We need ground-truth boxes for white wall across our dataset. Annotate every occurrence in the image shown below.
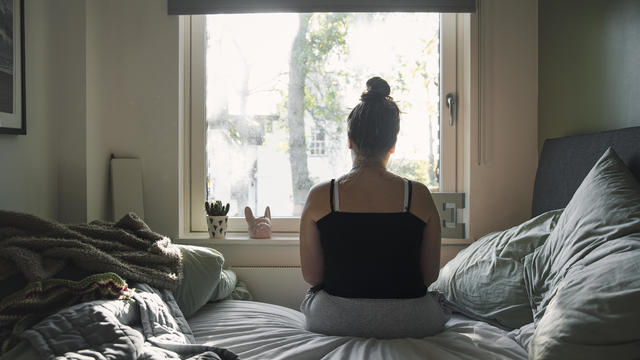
[5,0,182,237]
[53,0,89,223]
[84,0,181,236]
[465,0,539,239]
[0,0,66,220]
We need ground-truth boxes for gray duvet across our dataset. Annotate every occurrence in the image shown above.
[523,148,640,358]
[20,283,236,360]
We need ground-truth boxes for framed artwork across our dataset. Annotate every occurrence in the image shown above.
[0,0,25,135]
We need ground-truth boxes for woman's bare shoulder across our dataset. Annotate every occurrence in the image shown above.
[410,180,432,196]
[409,180,439,223]
[308,180,332,199]
[304,180,333,221]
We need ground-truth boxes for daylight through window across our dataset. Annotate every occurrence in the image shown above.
[204,13,441,218]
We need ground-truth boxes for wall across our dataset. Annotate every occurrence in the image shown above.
[464,0,539,239]
[539,0,640,148]
[84,1,181,237]
[53,1,89,223]
[5,1,182,236]
[2,0,181,239]
[0,0,64,220]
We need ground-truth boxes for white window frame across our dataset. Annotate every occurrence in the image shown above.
[183,13,459,236]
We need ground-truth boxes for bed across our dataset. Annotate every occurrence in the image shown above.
[2,126,640,359]
[183,126,640,360]
[188,301,529,360]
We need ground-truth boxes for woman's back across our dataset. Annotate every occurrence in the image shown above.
[317,172,426,299]
[330,170,406,213]
[306,169,434,222]
[299,77,446,338]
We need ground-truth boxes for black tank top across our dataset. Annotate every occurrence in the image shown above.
[316,178,427,299]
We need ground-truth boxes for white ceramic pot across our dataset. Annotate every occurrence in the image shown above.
[206,215,228,239]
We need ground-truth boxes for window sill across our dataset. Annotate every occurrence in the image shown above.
[177,233,473,267]
[177,233,473,246]
[177,232,300,246]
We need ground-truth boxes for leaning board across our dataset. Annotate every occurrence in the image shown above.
[111,158,145,220]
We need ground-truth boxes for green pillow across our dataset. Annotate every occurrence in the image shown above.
[173,245,237,318]
[429,208,562,329]
[523,147,640,323]
[212,269,238,301]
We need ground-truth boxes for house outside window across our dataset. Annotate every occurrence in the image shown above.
[308,126,327,157]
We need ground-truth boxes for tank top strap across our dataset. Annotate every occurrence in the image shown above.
[330,179,335,212]
[334,179,340,211]
[403,178,413,212]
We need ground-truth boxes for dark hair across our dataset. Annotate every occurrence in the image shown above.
[347,77,400,159]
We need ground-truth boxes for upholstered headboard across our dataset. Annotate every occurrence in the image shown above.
[532,126,640,217]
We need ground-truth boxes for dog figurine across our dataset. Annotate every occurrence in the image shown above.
[245,206,272,239]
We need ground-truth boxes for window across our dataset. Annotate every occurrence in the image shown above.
[308,127,327,157]
[188,13,458,233]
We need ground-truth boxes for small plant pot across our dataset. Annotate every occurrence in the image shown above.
[207,215,228,239]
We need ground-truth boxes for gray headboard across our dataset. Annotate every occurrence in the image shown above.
[532,126,640,217]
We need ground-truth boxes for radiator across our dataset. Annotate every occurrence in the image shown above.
[231,266,308,310]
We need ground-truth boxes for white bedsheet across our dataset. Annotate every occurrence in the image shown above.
[189,300,529,360]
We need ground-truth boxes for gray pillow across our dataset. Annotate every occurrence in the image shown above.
[523,147,640,323]
[173,245,238,318]
[429,208,562,329]
[530,233,640,359]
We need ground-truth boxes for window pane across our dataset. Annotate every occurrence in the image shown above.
[205,13,440,217]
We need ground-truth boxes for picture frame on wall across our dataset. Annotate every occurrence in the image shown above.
[0,0,25,135]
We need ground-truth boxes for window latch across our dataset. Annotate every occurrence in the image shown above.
[446,92,457,126]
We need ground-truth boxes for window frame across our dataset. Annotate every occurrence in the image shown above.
[308,126,327,157]
[184,13,458,235]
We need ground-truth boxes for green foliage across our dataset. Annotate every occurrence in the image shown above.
[305,75,348,130]
[212,13,442,210]
[306,13,350,66]
[414,33,440,89]
[276,13,352,136]
[302,13,353,150]
[388,159,439,190]
[205,200,230,216]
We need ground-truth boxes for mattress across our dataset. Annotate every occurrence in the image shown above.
[189,300,530,360]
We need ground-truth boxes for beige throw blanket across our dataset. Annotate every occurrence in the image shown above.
[0,211,182,290]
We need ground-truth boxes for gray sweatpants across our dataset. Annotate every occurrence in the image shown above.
[300,289,449,338]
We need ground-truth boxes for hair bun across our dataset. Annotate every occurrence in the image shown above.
[361,76,391,102]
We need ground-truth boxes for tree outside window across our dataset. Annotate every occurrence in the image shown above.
[205,13,440,217]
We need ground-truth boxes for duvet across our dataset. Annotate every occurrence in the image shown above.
[14,284,237,360]
[188,300,531,360]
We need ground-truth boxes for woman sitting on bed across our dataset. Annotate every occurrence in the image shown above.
[299,77,448,338]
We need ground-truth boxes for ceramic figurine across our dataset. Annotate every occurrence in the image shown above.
[245,206,272,239]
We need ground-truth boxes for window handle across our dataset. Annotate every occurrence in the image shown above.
[446,92,456,126]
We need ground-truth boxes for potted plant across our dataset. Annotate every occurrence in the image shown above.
[205,200,230,239]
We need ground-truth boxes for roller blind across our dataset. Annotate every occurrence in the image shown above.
[168,0,476,15]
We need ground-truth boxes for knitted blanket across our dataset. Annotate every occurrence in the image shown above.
[0,272,129,354]
[0,211,183,291]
